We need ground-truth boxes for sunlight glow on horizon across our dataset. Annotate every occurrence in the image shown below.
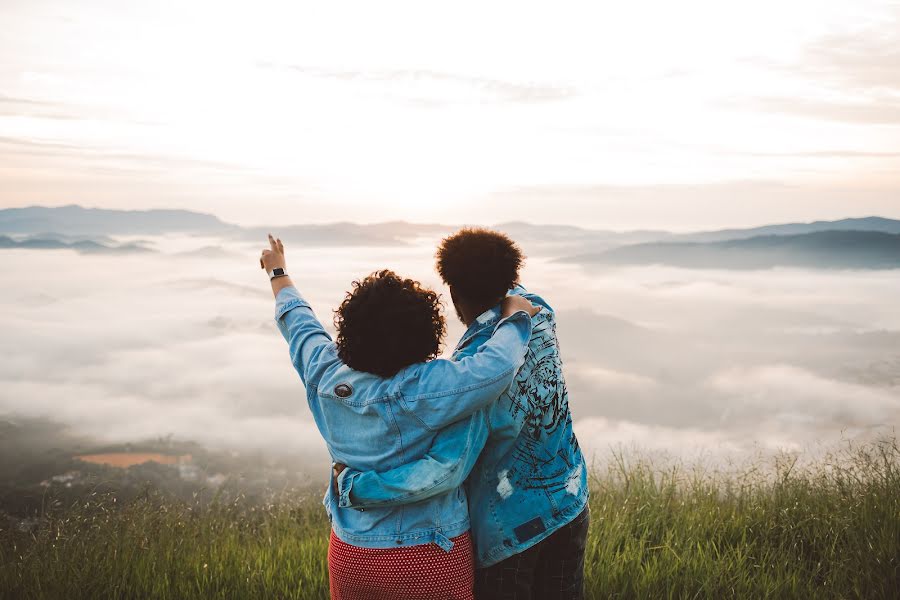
[1,0,899,228]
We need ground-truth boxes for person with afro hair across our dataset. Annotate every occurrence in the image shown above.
[336,228,591,600]
[436,228,525,326]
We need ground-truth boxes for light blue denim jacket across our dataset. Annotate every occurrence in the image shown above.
[336,286,589,567]
[274,285,533,551]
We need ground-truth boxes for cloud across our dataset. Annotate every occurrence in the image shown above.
[2,379,326,460]
[0,134,246,170]
[574,417,745,464]
[0,134,252,182]
[260,62,577,105]
[1,234,898,468]
[736,150,900,159]
[742,8,900,124]
[0,135,81,151]
[745,97,900,125]
[0,94,87,121]
[706,364,900,432]
[798,22,900,93]
[571,363,900,466]
[553,265,900,438]
[0,94,58,108]
[0,248,330,462]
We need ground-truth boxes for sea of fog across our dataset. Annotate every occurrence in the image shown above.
[1,233,898,473]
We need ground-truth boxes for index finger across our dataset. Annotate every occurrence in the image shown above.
[268,233,278,252]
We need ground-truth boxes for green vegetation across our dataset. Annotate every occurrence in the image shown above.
[2,438,898,599]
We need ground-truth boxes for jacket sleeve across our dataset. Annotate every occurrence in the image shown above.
[274,285,334,388]
[335,410,489,508]
[397,310,532,431]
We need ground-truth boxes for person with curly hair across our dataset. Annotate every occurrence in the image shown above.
[260,234,539,600]
[334,228,590,600]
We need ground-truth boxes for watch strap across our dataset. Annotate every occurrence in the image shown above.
[268,267,287,280]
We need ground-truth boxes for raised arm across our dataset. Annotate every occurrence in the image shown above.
[262,235,334,386]
[397,295,538,431]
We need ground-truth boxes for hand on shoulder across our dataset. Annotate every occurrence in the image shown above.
[501,295,539,319]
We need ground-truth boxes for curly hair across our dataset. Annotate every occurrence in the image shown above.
[333,269,446,377]
[436,228,525,309]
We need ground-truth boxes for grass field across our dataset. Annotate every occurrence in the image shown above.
[2,438,898,599]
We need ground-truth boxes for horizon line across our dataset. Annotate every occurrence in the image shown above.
[2,203,899,236]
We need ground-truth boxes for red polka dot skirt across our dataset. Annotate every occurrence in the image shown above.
[328,530,474,600]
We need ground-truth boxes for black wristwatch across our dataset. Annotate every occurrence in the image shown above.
[267,267,287,280]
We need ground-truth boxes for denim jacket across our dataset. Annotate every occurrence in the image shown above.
[274,285,533,551]
[336,286,589,567]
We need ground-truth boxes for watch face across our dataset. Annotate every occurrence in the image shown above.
[273,268,285,276]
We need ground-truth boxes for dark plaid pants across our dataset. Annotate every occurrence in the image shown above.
[475,507,590,600]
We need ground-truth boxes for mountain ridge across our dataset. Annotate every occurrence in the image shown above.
[2,205,899,241]
[560,230,900,270]
[0,234,151,254]
[0,204,233,235]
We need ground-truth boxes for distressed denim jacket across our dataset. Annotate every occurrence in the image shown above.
[274,285,533,551]
[336,286,589,567]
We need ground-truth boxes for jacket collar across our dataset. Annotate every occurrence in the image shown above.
[455,303,503,352]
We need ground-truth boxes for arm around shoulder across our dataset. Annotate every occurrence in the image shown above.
[398,308,534,430]
[337,411,489,508]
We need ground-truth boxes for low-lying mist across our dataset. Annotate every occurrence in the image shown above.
[1,233,898,476]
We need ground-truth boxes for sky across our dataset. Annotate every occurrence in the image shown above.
[1,0,899,229]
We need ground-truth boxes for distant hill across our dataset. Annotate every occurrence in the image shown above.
[0,205,453,246]
[560,231,900,270]
[0,234,151,254]
[17,231,120,245]
[2,206,900,255]
[0,205,233,235]
[673,217,900,243]
[493,221,672,253]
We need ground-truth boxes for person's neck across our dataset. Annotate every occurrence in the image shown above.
[461,297,504,327]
